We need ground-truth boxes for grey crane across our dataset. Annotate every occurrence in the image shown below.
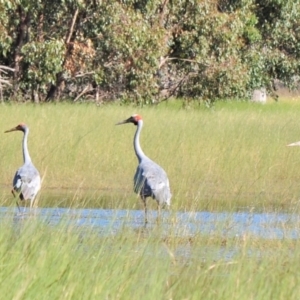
[117,114,171,223]
[5,123,41,212]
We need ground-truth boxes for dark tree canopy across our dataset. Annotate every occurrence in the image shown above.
[0,0,299,104]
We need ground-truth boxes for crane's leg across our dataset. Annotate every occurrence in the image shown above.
[30,198,34,209]
[29,198,37,215]
[155,203,162,224]
[16,201,21,213]
[11,189,21,213]
[142,197,148,224]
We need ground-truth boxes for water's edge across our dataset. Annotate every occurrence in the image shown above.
[1,207,299,239]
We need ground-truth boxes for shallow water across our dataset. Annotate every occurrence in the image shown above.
[1,207,300,239]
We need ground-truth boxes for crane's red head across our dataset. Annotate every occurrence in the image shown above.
[116,114,142,126]
[4,123,27,133]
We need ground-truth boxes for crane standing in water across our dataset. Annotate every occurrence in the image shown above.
[5,123,41,212]
[117,114,171,223]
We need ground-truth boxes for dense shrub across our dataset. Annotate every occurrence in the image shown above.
[0,0,300,103]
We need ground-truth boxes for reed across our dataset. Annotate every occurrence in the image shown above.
[0,212,299,299]
[1,100,300,299]
[1,101,300,213]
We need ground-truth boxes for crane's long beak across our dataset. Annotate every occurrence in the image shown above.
[4,127,18,133]
[116,118,131,125]
[287,141,300,147]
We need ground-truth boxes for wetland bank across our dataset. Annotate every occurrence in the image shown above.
[1,101,300,299]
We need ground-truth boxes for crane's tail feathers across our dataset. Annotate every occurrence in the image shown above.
[19,193,24,201]
[32,166,46,208]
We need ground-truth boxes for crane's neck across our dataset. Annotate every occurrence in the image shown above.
[134,120,146,163]
[22,128,32,164]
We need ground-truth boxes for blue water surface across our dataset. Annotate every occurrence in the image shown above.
[1,207,299,240]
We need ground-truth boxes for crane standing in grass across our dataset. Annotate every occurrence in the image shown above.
[117,114,171,223]
[5,123,41,212]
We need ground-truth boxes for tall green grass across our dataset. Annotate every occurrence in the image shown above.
[1,101,300,299]
[1,101,300,212]
[0,214,300,299]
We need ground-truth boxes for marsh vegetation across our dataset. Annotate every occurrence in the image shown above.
[1,101,300,299]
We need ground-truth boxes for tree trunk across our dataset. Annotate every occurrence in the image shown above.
[45,8,79,101]
[32,85,40,103]
[13,5,30,99]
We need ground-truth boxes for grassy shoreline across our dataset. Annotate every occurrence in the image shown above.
[0,210,300,299]
[1,101,300,213]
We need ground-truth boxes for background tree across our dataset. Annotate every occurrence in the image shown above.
[0,0,300,104]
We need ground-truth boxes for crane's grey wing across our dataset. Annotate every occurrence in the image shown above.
[134,165,146,194]
[13,164,41,200]
[134,160,171,206]
[145,166,171,206]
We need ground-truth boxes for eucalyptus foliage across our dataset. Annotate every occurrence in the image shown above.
[0,0,300,103]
